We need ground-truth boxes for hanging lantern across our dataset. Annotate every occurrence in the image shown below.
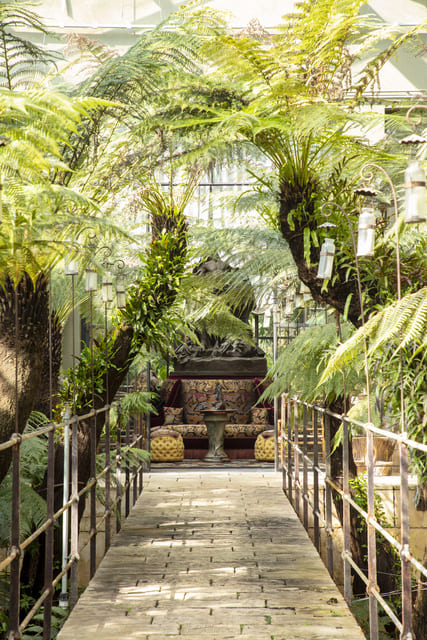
[85,268,97,292]
[102,274,113,303]
[116,274,127,309]
[357,207,376,257]
[317,238,335,279]
[64,254,79,276]
[263,308,271,329]
[404,158,427,223]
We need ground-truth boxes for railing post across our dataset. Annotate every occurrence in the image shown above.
[287,399,293,505]
[342,416,351,606]
[42,427,55,640]
[313,407,320,552]
[324,412,334,578]
[281,394,287,494]
[125,413,130,518]
[399,438,413,640]
[90,412,97,579]
[70,417,79,610]
[146,361,151,472]
[366,427,379,640]
[302,404,308,530]
[132,414,138,506]
[60,411,70,608]
[9,436,21,639]
[105,407,111,553]
[116,407,122,533]
[138,412,144,495]
[293,398,300,517]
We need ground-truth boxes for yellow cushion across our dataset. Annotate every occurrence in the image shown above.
[254,433,275,461]
[151,434,184,462]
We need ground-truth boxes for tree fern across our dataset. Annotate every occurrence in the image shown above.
[0,0,57,90]
[261,321,363,404]
[321,287,427,383]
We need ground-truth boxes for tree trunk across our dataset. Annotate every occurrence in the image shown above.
[33,311,63,419]
[277,179,398,604]
[0,273,48,484]
[278,180,364,328]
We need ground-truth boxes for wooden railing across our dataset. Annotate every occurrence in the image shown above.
[0,400,147,640]
[280,393,427,640]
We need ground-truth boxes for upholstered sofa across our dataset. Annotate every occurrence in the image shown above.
[153,377,272,459]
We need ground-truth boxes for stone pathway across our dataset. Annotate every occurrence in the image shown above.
[58,470,365,640]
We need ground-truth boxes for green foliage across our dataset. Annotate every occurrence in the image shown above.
[0,476,47,547]
[118,391,157,422]
[0,417,49,546]
[0,87,110,282]
[118,177,193,357]
[0,0,56,90]
[21,604,68,639]
[188,224,295,307]
[261,321,363,404]
[322,287,427,382]
[59,337,118,410]
[349,475,399,567]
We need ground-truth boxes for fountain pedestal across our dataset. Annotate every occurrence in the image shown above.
[202,410,230,462]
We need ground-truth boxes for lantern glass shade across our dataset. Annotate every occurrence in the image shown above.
[102,275,113,303]
[317,237,335,279]
[294,292,303,308]
[116,274,126,308]
[117,290,127,309]
[404,159,427,223]
[64,255,79,276]
[85,268,97,292]
[357,207,376,257]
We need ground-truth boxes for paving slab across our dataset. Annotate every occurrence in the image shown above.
[58,470,365,640]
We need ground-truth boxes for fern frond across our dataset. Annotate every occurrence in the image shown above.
[321,288,427,383]
[261,321,362,404]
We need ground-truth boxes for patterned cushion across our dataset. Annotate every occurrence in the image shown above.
[181,379,255,424]
[251,408,269,424]
[164,406,184,425]
[163,424,208,437]
[151,433,184,462]
[254,432,275,461]
[224,423,266,438]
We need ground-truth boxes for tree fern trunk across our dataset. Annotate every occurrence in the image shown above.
[33,311,63,419]
[278,179,363,328]
[0,273,48,483]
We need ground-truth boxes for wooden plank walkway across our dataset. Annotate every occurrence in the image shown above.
[58,470,365,640]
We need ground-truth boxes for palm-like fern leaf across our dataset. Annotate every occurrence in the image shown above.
[321,288,427,383]
[0,0,57,90]
[261,321,362,404]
